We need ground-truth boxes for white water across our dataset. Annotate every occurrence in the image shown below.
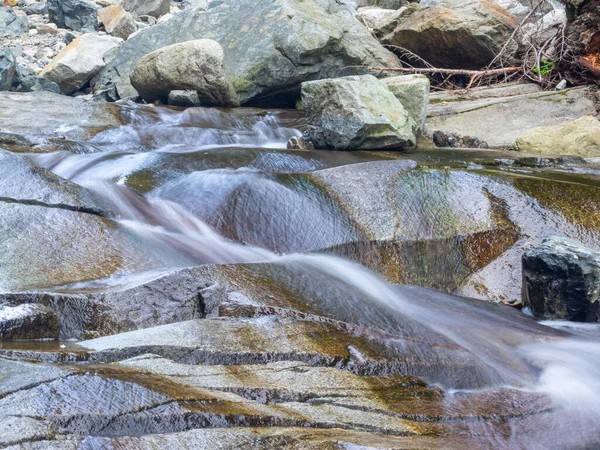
[30,105,600,448]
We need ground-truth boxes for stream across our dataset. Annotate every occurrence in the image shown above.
[2,103,600,449]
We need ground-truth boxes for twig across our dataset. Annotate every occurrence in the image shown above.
[368,66,521,76]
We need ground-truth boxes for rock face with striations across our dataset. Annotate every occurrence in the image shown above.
[47,0,98,32]
[131,40,239,107]
[301,75,416,150]
[522,236,600,322]
[95,0,401,105]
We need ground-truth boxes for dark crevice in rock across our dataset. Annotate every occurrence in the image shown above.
[0,196,104,217]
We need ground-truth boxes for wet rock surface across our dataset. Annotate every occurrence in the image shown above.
[523,236,600,321]
[1,96,600,449]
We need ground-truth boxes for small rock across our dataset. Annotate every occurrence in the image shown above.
[47,0,98,31]
[515,116,600,157]
[522,236,600,322]
[0,5,29,36]
[131,39,239,107]
[3,0,18,6]
[98,5,136,40]
[301,75,416,150]
[287,135,315,150]
[555,79,568,90]
[40,34,121,95]
[122,0,169,18]
[432,130,489,148]
[23,1,47,15]
[64,30,76,44]
[0,48,16,90]
[36,22,58,34]
[14,75,61,93]
[167,89,201,107]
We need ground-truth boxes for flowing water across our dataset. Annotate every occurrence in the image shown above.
[15,103,600,448]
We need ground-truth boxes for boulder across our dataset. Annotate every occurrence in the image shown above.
[382,74,430,133]
[515,116,600,157]
[122,0,169,18]
[0,6,28,36]
[0,304,59,340]
[23,2,48,15]
[522,237,600,322]
[13,75,61,93]
[168,89,201,107]
[95,0,401,105]
[357,6,407,31]
[47,0,98,31]
[40,34,121,95]
[376,0,517,69]
[0,48,16,91]
[301,75,416,150]
[98,5,136,40]
[130,40,239,107]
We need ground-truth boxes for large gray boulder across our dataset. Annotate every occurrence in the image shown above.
[122,0,170,18]
[0,49,16,91]
[522,237,600,322]
[0,6,29,36]
[375,0,517,69]
[94,0,401,105]
[301,75,416,150]
[47,0,98,31]
[40,34,121,95]
[131,40,239,107]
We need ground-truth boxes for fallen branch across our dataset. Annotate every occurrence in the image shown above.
[368,66,521,77]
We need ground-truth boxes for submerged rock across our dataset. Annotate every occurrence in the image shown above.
[131,40,239,107]
[40,34,121,95]
[515,116,600,157]
[301,75,416,150]
[523,237,600,322]
[95,0,401,104]
[47,0,98,32]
